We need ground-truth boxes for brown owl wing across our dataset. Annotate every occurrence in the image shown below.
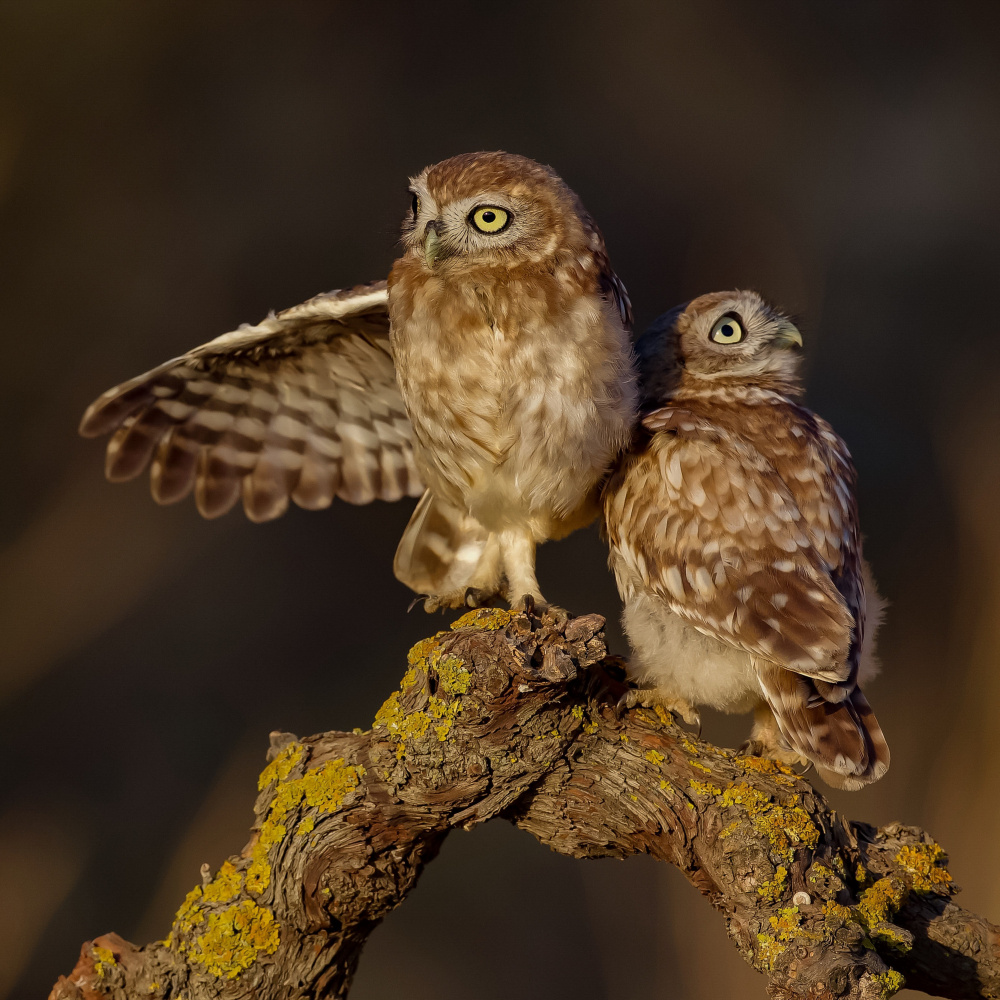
[79,280,424,521]
[605,406,855,683]
[754,661,889,789]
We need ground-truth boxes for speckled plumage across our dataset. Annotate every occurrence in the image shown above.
[80,151,637,609]
[603,291,889,789]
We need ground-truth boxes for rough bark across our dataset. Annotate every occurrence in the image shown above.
[50,608,999,1000]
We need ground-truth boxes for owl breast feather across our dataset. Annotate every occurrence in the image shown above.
[388,270,636,533]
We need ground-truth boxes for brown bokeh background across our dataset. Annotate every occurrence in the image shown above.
[2,2,1000,997]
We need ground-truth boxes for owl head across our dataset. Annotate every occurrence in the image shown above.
[400,151,600,271]
[635,290,803,405]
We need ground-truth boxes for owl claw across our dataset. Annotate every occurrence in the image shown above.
[511,593,550,615]
[415,586,503,613]
[738,738,766,758]
[740,734,810,771]
[407,594,431,613]
[618,685,701,732]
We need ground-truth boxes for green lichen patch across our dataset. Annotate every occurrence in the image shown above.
[717,782,820,863]
[822,877,913,954]
[450,608,514,631]
[895,842,953,895]
[187,899,280,979]
[257,742,303,791]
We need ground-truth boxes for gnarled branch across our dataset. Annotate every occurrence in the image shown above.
[50,608,999,1000]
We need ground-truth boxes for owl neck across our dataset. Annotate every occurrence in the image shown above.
[672,371,804,405]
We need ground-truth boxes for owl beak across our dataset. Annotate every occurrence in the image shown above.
[423,220,444,266]
[773,324,803,350]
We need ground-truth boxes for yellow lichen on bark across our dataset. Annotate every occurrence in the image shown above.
[186,899,279,979]
[257,742,303,791]
[373,631,472,757]
[449,608,514,631]
[202,861,242,904]
[248,757,366,894]
[757,865,788,904]
[166,869,280,980]
[872,969,906,997]
[92,945,116,978]
[895,842,953,894]
[718,782,819,863]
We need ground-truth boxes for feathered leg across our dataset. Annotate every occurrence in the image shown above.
[394,491,504,611]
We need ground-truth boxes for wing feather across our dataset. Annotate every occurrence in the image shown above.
[607,406,855,681]
[80,281,424,520]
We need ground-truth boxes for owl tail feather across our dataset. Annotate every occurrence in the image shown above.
[393,490,504,609]
[755,663,890,790]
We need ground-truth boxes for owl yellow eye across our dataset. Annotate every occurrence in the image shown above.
[710,313,745,345]
[469,206,510,234]
[411,194,420,218]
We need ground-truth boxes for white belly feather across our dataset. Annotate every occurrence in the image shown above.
[622,589,761,714]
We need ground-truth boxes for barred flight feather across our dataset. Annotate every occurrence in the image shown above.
[80,281,424,521]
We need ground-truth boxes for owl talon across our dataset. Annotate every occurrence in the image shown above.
[407,595,431,613]
[513,593,549,615]
[618,686,701,731]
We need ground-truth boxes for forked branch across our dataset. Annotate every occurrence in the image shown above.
[50,609,999,1000]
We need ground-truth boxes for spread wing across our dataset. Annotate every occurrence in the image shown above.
[604,406,855,683]
[79,281,424,521]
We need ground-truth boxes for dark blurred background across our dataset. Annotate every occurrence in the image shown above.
[2,2,999,997]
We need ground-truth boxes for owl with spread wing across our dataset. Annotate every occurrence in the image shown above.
[80,151,637,611]
[603,291,889,789]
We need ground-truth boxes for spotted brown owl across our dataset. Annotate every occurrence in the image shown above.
[603,291,889,789]
[80,151,637,610]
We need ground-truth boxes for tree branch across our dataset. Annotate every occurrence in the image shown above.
[49,608,999,1000]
